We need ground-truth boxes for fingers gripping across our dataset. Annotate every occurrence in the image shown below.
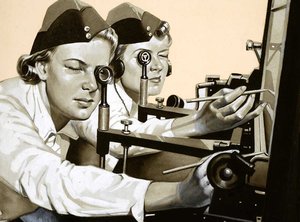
[212,88,233,97]
[224,93,255,122]
[213,86,246,109]
[218,95,247,116]
[230,102,267,128]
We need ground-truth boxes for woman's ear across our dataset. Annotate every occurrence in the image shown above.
[35,61,48,81]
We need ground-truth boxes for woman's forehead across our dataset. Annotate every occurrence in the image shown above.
[125,35,171,53]
[53,40,112,64]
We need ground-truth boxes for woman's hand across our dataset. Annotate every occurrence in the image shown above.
[176,153,214,208]
[144,151,237,212]
[176,150,236,208]
[171,86,267,137]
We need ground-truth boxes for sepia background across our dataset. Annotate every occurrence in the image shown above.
[0,0,268,100]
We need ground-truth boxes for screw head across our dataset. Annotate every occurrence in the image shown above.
[121,119,133,126]
[155,97,164,103]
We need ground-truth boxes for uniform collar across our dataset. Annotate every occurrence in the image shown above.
[32,81,57,142]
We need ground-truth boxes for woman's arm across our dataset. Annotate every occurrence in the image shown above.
[73,86,266,147]
[144,151,218,212]
[0,95,150,222]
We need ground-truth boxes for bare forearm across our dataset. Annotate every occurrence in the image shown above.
[170,115,205,138]
[144,182,181,212]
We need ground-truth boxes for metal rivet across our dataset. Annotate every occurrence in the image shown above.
[146,26,151,31]
[84,26,90,32]
[86,33,91,39]
[148,32,152,37]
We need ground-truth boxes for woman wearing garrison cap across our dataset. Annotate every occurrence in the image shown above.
[71,3,266,162]
[0,0,228,221]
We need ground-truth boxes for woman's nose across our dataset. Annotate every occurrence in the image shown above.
[149,56,163,72]
[82,71,98,92]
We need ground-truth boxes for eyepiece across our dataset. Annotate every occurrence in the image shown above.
[137,50,151,66]
[166,94,184,108]
[94,65,113,85]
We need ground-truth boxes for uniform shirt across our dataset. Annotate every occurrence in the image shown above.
[0,77,150,222]
[72,82,175,159]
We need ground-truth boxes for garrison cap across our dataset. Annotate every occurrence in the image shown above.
[106,2,169,44]
[30,0,109,54]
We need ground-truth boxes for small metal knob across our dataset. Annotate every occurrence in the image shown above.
[220,167,233,180]
[155,97,164,108]
[246,39,262,50]
[121,119,133,134]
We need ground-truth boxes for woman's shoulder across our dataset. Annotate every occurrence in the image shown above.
[0,77,27,94]
[0,77,38,113]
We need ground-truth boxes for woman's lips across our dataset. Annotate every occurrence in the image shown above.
[74,98,94,107]
[149,76,161,83]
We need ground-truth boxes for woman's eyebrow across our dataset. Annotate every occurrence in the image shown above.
[158,49,169,53]
[131,48,151,56]
[64,58,87,66]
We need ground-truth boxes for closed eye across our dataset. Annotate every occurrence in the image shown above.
[158,50,169,58]
[64,65,84,74]
[159,54,169,58]
[64,59,86,73]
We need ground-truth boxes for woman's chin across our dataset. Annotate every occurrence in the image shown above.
[72,109,93,120]
[149,88,162,97]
